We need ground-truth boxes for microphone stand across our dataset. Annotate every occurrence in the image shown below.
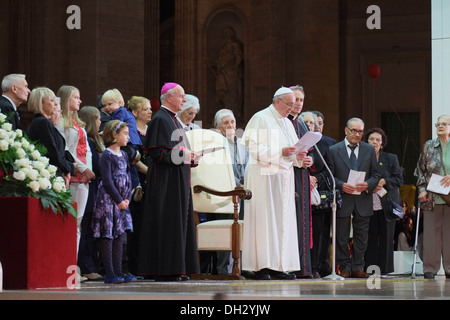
[294,116,343,280]
[313,144,344,281]
[411,203,421,279]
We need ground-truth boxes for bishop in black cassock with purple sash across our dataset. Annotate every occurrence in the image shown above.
[137,83,199,281]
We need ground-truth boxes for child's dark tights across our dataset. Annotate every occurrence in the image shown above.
[101,233,124,279]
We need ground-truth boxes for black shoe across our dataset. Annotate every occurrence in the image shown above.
[424,272,435,279]
[254,269,271,280]
[241,270,254,277]
[294,271,314,279]
[124,273,144,281]
[154,275,182,282]
[270,270,296,280]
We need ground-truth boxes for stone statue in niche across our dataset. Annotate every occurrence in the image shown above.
[214,26,244,119]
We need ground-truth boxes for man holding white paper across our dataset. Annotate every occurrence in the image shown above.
[241,87,308,280]
[328,117,380,278]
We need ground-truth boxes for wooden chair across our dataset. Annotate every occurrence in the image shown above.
[184,129,252,280]
[193,185,251,280]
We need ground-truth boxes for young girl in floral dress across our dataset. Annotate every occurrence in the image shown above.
[92,120,135,284]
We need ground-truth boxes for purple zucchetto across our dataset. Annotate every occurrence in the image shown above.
[161,82,180,95]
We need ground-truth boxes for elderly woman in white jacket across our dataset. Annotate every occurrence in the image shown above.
[56,85,95,255]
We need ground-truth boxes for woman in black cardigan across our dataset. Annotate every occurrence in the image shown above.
[26,87,75,187]
[363,127,404,275]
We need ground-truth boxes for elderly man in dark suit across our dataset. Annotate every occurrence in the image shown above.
[0,74,30,130]
[328,117,380,278]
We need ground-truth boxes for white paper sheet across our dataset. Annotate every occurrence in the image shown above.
[293,131,322,154]
[347,170,366,195]
[377,187,387,198]
[426,173,450,195]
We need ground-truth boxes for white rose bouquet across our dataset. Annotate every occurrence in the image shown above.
[0,112,77,218]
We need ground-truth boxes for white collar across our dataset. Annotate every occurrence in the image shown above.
[345,137,358,148]
[161,105,178,117]
[269,104,284,119]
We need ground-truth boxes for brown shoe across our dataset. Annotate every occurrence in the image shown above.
[340,271,350,278]
[351,270,369,278]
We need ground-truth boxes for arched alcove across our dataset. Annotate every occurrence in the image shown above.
[202,7,247,127]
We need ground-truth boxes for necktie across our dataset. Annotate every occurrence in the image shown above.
[349,145,358,170]
[14,110,22,130]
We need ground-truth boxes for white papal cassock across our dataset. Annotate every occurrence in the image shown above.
[241,104,301,272]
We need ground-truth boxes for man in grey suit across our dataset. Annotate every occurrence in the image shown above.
[328,117,380,278]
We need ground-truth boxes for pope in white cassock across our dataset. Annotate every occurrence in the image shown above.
[241,87,307,280]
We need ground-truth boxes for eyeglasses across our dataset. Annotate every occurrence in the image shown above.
[435,122,450,127]
[347,127,364,135]
[279,99,295,108]
[368,137,382,142]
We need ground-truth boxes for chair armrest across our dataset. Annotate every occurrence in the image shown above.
[193,185,252,201]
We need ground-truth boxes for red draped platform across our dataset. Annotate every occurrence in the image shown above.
[0,197,77,289]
